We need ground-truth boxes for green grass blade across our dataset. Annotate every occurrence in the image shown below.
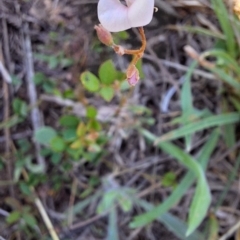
[168,25,225,39]
[214,154,240,210]
[130,130,219,230]
[222,100,236,149]
[69,191,102,218]
[181,62,196,114]
[181,61,197,151]
[135,199,204,240]
[202,49,240,76]
[155,113,240,143]
[222,123,235,149]
[230,97,240,112]
[211,0,236,57]
[107,208,119,240]
[158,142,211,236]
[186,175,211,235]
[209,67,240,90]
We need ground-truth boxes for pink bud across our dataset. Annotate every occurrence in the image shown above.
[94,24,114,46]
[126,65,139,86]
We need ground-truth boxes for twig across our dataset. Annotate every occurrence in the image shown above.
[67,177,78,226]
[22,169,60,240]
[0,19,14,196]
[41,94,118,122]
[69,213,106,230]
[0,208,9,217]
[0,130,32,143]
[23,23,46,171]
[0,60,12,83]
[219,220,240,240]
[143,54,216,80]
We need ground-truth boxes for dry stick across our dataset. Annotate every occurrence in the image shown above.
[21,169,60,240]
[0,18,14,196]
[0,60,12,83]
[67,177,78,227]
[219,220,240,240]
[143,54,216,80]
[23,23,46,171]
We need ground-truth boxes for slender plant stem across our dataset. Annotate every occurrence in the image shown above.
[113,27,146,56]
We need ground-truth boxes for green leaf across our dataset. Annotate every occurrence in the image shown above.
[62,128,77,141]
[202,49,240,75]
[99,60,117,85]
[97,190,118,214]
[186,174,211,235]
[80,71,100,92]
[131,129,219,235]
[59,115,79,128]
[87,106,97,119]
[50,136,66,152]
[34,127,57,146]
[88,119,102,131]
[135,199,203,240]
[155,113,240,143]
[118,195,133,212]
[12,98,28,117]
[181,61,197,151]
[158,142,211,236]
[23,213,37,228]
[181,62,195,114]
[70,191,102,218]
[50,152,62,164]
[162,172,176,187]
[100,86,114,102]
[33,72,48,85]
[19,182,31,195]
[7,211,21,224]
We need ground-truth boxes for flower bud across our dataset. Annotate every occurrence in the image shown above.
[94,24,114,46]
[126,64,139,86]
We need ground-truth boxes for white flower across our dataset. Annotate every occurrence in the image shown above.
[97,0,154,32]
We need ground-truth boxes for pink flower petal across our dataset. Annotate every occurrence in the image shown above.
[98,0,154,32]
[125,0,135,6]
[128,0,154,28]
[98,0,131,32]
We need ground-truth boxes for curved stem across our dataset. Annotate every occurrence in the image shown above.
[113,27,146,56]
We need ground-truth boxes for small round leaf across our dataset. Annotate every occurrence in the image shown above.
[99,60,117,85]
[34,127,57,146]
[100,86,114,102]
[80,71,100,92]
